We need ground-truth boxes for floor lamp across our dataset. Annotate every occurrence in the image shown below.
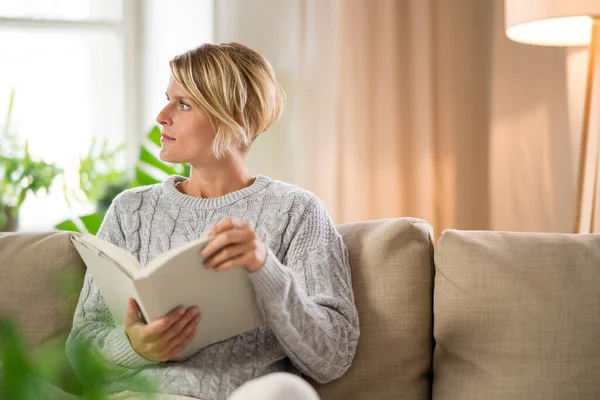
[504,1,600,233]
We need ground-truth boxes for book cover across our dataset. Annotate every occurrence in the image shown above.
[70,233,265,361]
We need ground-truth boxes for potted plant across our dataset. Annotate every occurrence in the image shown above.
[0,90,63,231]
[55,125,190,235]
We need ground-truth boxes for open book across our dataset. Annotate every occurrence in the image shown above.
[69,233,265,361]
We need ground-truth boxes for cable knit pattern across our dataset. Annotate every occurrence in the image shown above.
[65,175,360,400]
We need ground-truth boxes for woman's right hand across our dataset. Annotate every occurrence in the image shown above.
[124,298,201,362]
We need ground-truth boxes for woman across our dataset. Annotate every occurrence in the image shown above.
[66,42,360,400]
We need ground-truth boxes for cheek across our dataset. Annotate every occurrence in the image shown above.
[192,119,217,142]
[176,121,216,154]
[174,112,216,147]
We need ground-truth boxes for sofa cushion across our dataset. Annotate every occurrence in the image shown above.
[433,230,600,400]
[0,231,85,347]
[313,218,435,400]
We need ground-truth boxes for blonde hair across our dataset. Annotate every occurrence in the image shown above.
[169,42,285,158]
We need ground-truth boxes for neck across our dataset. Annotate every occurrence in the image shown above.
[180,155,253,199]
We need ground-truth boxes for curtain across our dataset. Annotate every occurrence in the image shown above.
[215,0,576,234]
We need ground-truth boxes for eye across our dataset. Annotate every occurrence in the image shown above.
[179,102,191,111]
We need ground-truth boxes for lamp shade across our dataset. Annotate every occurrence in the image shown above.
[505,0,600,46]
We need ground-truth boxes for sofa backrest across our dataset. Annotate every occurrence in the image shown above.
[0,231,85,347]
[313,217,434,400]
[433,229,600,400]
[0,218,436,400]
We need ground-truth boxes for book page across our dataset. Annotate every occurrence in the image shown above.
[74,234,140,275]
[142,236,212,276]
[133,240,265,361]
[70,235,142,324]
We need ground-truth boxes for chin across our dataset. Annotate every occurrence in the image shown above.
[158,151,180,164]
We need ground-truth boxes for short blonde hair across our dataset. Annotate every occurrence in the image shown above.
[169,42,285,158]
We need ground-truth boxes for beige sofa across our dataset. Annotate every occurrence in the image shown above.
[1,218,599,399]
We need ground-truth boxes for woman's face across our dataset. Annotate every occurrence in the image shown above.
[156,76,216,165]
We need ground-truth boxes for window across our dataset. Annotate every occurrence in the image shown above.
[0,0,137,231]
[1,0,215,231]
[0,0,123,21]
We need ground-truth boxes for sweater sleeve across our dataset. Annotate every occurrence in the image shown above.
[247,196,360,383]
[65,197,157,373]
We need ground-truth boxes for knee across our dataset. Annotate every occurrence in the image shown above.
[229,372,320,400]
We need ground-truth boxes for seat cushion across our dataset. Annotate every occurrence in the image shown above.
[0,231,85,347]
[433,230,600,400]
[313,218,435,400]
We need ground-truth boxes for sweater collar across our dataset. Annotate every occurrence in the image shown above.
[162,175,270,210]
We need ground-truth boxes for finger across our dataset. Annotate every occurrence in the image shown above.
[125,298,141,327]
[201,229,253,259]
[203,242,255,269]
[205,217,248,237]
[163,323,198,361]
[145,306,186,338]
[160,317,198,361]
[163,329,196,362]
[164,314,199,353]
[212,252,251,272]
[161,307,200,342]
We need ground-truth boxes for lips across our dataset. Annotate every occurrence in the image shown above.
[161,133,176,141]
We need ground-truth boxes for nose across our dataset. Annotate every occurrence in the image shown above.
[156,105,172,127]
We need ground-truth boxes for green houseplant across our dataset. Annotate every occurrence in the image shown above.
[55,125,190,235]
[0,90,63,231]
[0,270,156,399]
[0,125,178,399]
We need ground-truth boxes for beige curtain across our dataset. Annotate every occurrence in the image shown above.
[216,0,577,235]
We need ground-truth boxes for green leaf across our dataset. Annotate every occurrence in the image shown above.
[16,190,28,209]
[54,219,81,233]
[147,125,162,147]
[139,147,178,176]
[2,89,15,138]
[79,213,103,235]
[0,94,63,211]
[69,343,106,400]
[0,317,38,400]
[134,167,161,186]
[30,336,68,387]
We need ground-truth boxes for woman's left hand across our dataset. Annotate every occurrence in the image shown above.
[201,217,268,273]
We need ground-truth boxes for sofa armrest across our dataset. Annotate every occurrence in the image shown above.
[0,231,86,348]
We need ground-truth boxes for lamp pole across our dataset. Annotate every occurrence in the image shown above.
[575,18,600,233]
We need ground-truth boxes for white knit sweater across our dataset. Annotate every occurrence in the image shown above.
[66,175,359,400]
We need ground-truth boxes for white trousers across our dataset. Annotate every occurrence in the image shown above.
[228,373,321,400]
[38,372,321,400]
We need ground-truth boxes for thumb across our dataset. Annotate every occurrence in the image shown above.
[125,298,142,326]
